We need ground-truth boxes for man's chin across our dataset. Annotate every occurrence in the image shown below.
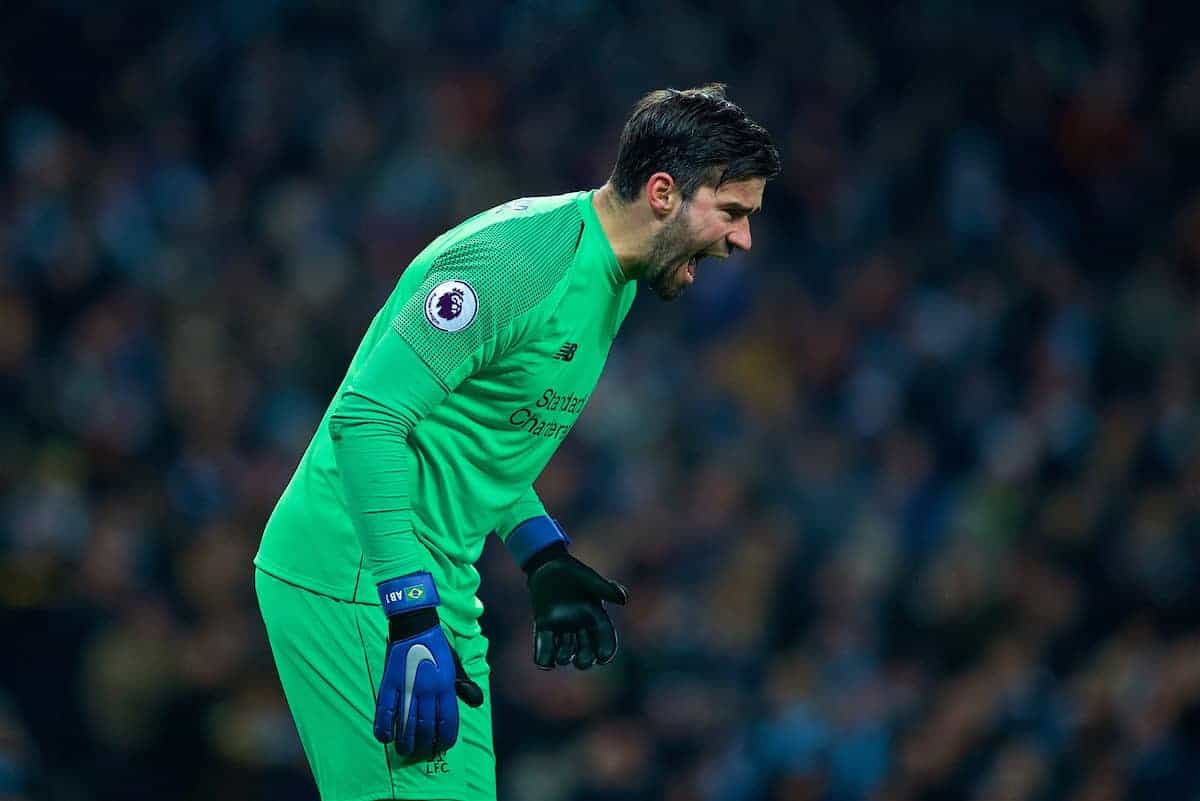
[646,264,688,301]
[648,277,686,301]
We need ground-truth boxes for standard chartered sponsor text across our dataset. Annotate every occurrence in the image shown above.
[508,388,590,439]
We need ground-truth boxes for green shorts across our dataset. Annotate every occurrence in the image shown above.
[255,568,496,801]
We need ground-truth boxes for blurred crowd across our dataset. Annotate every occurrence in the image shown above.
[3,1,1200,800]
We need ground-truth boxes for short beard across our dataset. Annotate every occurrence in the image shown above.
[643,204,696,301]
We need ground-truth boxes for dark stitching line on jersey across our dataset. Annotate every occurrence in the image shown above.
[573,221,584,254]
[354,611,396,795]
[352,553,364,600]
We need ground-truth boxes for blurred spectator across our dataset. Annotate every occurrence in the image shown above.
[2,1,1200,800]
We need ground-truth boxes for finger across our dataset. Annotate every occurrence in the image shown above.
[456,676,485,707]
[451,645,468,677]
[374,685,399,744]
[555,631,577,666]
[412,696,436,760]
[436,695,446,757]
[451,646,483,707]
[455,675,484,708]
[606,579,630,605]
[574,627,595,670]
[395,690,418,756]
[576,566,629,605]
[534,627,556,669]
[593,614,619,665]
[436,690,461,752]
[451,647,485,707]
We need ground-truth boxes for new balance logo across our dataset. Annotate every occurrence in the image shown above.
[554,343,578,361]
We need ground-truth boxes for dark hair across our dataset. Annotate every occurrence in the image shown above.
[609,83,781,202]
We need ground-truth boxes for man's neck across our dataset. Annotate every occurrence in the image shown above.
[591,183,647,282]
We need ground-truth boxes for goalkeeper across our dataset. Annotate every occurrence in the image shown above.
[254,84,779,801]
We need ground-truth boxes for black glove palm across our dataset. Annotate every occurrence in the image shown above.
[524,544,629,670]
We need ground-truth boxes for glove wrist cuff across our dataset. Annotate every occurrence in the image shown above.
[507,516,571,569]
[387,607,440,641]
[378,571,440,616]
[523,542,569,577]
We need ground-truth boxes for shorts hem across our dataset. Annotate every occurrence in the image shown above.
[324,790,473,801]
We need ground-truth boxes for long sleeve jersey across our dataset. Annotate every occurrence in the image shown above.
[254,190,637,634]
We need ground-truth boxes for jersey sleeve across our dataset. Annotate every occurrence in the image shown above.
[328,332,449,582]
[330,236,558,587]
[494,485,550,542]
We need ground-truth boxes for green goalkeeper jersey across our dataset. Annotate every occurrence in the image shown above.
[254,190,636,634]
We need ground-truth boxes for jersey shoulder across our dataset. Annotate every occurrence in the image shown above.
[424,192,586,305]
[390,193,586,372]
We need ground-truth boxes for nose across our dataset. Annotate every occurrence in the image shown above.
[727,217,752,253]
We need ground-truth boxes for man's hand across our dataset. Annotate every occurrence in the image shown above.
[374,573,484,758]
[524,544,629,670]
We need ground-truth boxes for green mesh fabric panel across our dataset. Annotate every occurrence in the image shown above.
[393,203,583,383]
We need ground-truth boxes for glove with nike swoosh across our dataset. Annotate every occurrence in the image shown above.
[374,572,484,758]
[506,516,629,670]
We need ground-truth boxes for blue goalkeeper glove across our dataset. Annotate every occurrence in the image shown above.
[374,572,484,758]
[507,517,629,670]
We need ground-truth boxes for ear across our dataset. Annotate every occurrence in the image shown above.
[644,172,677,218]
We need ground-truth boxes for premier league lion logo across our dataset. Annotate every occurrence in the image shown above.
[436,288,464,320]
[424,280,478,332]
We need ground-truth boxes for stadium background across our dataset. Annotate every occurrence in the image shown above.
[3,1,1200,799]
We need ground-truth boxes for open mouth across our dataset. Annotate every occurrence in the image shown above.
[685,254,703,281]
